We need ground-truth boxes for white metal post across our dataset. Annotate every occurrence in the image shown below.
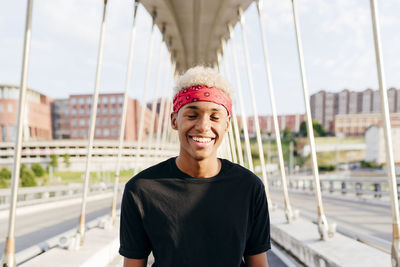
[161,61,176,149]
[369,0,400,265]
[221,38,243,166]
[228,24,254,172]
[290,0,329,239]
[155,47,172,157]
[147,24,166,153]
[256,0,292,218]
[111,0,139,225]
[2,1,33,266]
[217,51,235,162]
[77,0,109,245]
[238,7,269,195]
[133,9,157,174]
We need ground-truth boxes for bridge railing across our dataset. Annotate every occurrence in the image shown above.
[269,174,396,199]
[0,183,122,210]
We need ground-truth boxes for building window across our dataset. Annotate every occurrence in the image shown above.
[118,107,122,114]
[103,118,109,125]
[8,103,13,112]
[96,128,101,136]
[80,108,85,115]
[104,129,110,136]
[111,118,117,125]
[80,129,86,138]
[97,108,100,115]
[118,96,123,104]
[71,109,77,115]
[1,125,7,141]
[80,119,85,126]
[73,130,78,137]
[111,96,116,104]
[0,104,3,112]
[111,107,116,114]
[72,119,77,126]
[103,107,108,114]
[71,98,77,105]
[87,97,92,104]
[102,97,108,104]
[96,118,101,125]
[112,128,117,136]
[79,98,85,105]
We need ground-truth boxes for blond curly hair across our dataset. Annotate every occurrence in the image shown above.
[173,66,234,99]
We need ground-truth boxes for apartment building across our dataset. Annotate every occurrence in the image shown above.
[240,114,305,136]
[54,93,154,141]
[0,84,52,141]
[311,87,399,135]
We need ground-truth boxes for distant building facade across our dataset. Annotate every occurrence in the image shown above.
[334,113,400,137]
[239,114,306,136]
[52,93,155,141]
[0,84,52,141]
[311,88,400,135]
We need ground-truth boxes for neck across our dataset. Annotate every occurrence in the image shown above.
[175,155,221,178]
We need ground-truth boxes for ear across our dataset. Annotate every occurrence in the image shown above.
[171,112,178,130]
[225,115,231,132]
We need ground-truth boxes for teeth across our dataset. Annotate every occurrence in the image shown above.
[192,136,212,143]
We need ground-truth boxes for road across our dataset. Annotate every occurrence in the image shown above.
[269,188,392,243]
[0,195,119,254]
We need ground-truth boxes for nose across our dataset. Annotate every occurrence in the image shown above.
[195,115,211,132]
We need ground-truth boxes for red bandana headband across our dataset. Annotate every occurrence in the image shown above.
[173,85,232,115]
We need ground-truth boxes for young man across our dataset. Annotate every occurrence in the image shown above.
[119,66,270,267]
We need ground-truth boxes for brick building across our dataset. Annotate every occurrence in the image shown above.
[0,84,52,141]
[52,93,155,141]
[334,113,400,137]
[238,114,305,136]
[311,87,400,135]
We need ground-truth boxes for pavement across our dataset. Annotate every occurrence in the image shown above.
[269,208,391,267]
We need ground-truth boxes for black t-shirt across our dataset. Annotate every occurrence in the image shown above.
[119,157,270,267]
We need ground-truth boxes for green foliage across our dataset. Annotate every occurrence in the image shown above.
[0,178,7,188]
[282,126,292,141]
[31,163,45,177]
[360,160,382,169]
[318,164,336,172]
[49,154,58,168]
[20,164,37,187]
[299,120,326,137]
[62,154,71,168]
[0,167,12,180]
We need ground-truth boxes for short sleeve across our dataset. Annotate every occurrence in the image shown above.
[119,184,152,259]
[244,183,271,256]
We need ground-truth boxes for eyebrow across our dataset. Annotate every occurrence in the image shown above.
[184,105,221,112]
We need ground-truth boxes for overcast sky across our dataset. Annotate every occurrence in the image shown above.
[1,0,399,115]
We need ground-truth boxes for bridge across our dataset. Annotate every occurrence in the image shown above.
[1,0,399,266]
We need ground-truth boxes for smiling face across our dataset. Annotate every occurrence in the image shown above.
[171,101,231,162]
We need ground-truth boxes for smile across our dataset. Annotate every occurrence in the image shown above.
[190,136,214,143]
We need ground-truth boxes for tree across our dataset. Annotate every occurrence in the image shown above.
[299,120,326,137]
[20,164,37,187]
[49,154,58,168]
[0,168,11,188]
[31,163,45,177]
[62,153,71,168]
[0,168,11,180]
[282,126,292,141]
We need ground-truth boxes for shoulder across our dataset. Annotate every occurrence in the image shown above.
[125,157,175,190]
[221,159,265,188]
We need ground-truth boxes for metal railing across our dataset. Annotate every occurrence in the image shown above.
[0,184,120,210]
[269,174,396,199]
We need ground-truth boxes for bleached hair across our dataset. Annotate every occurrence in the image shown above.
[173,66,234,99]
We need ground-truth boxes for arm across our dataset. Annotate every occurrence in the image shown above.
[123,257,148,267]
[245,252,269,267]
